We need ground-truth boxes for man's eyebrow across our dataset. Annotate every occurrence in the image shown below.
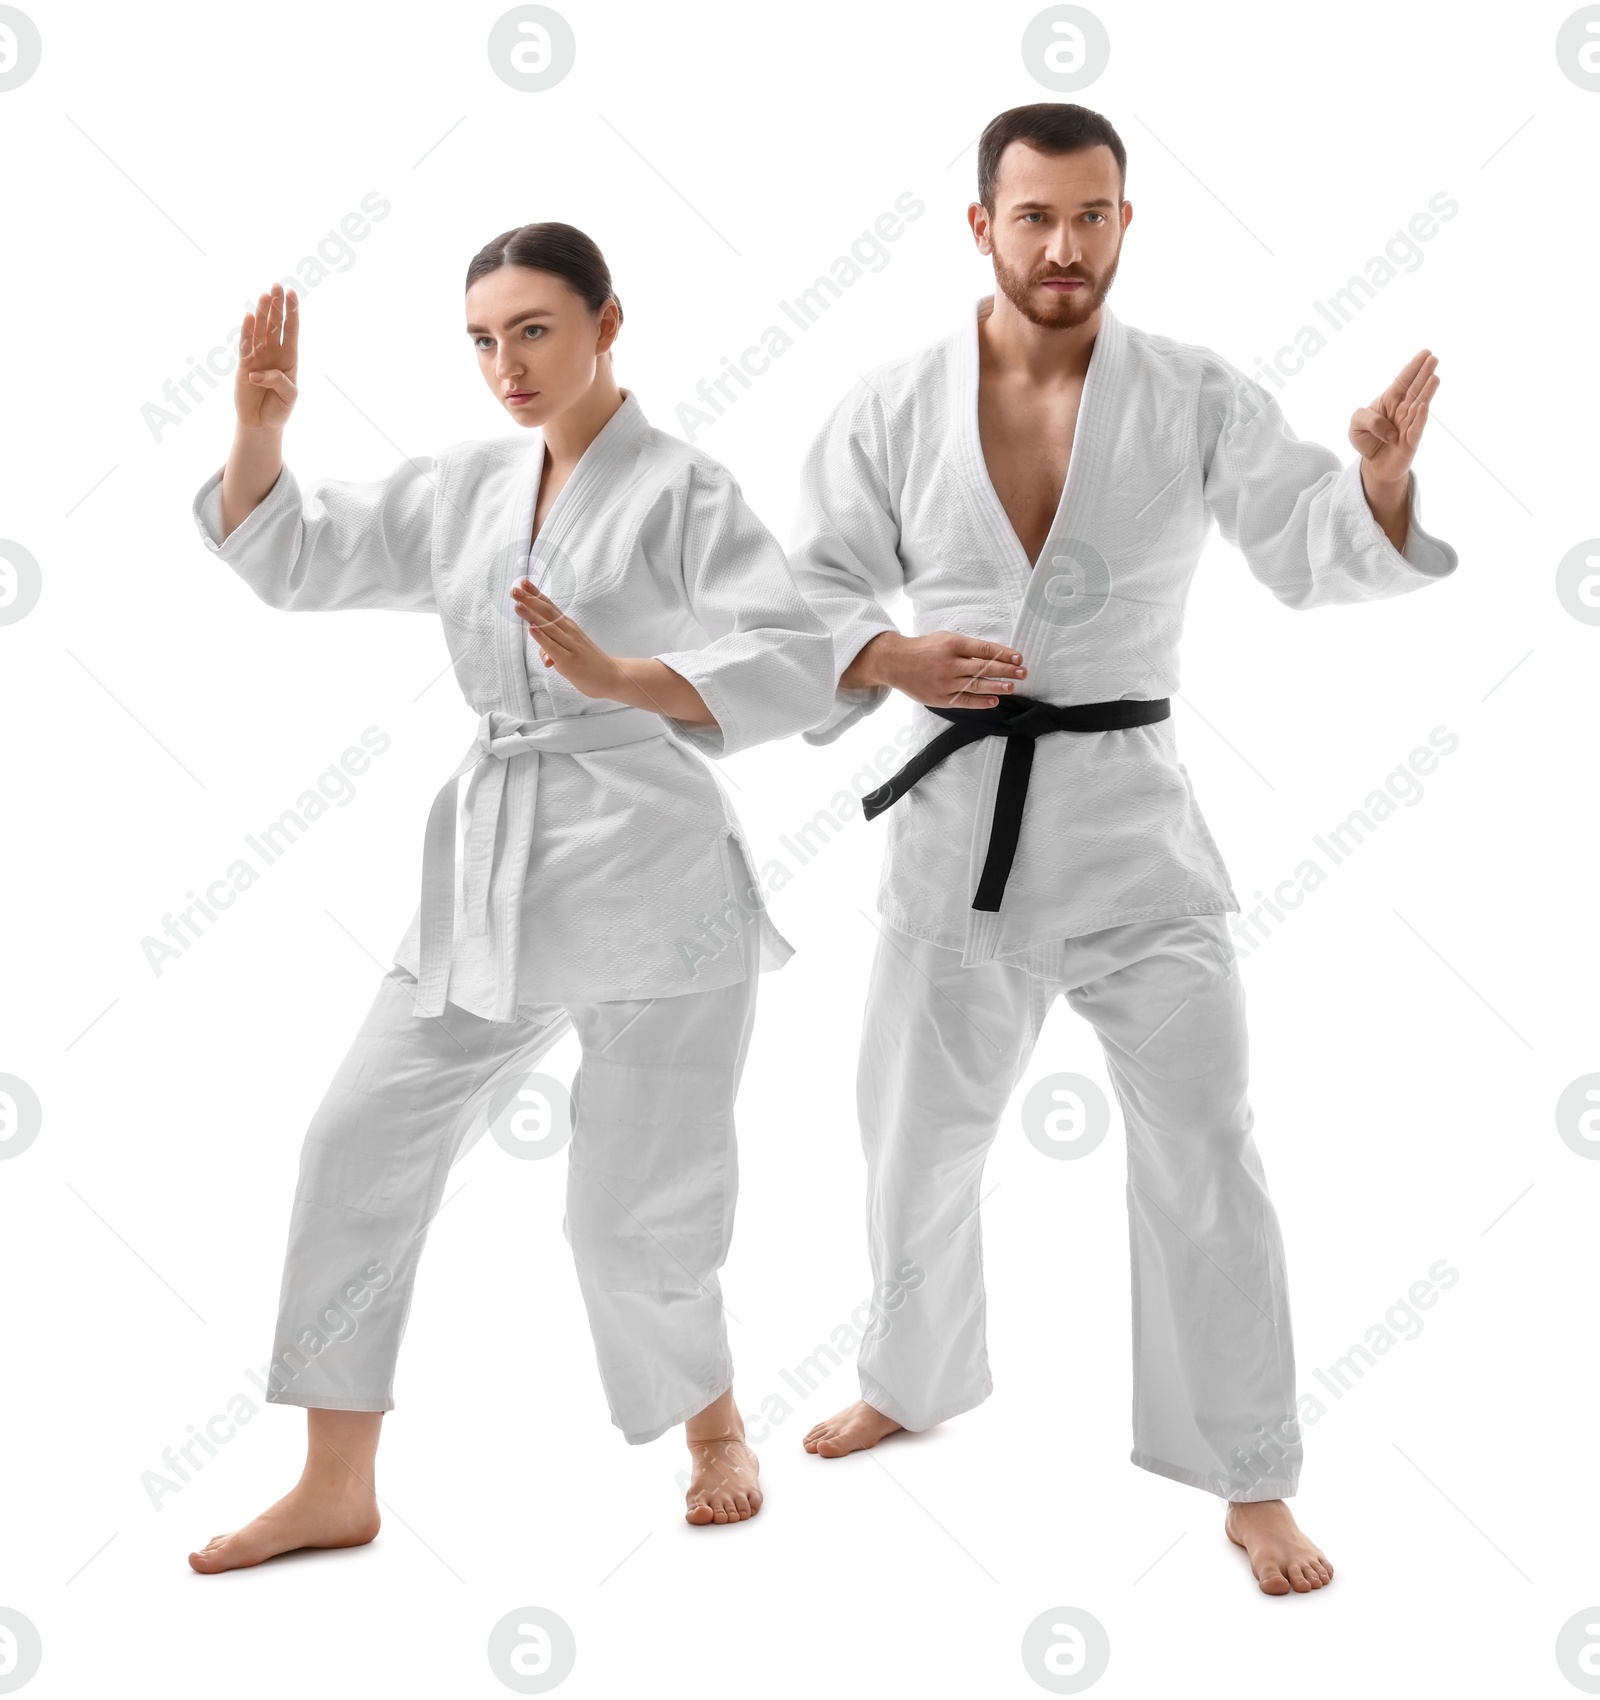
[1010,196,1118,211]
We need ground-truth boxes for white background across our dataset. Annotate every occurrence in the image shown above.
[1,0,1595,1694]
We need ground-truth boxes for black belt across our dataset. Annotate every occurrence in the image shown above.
[863,694,1172,912]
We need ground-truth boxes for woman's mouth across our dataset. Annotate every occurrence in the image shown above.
[505,390,536,405]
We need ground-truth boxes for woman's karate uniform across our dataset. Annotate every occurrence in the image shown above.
[191,390,834,1442]
[789,299,1458,1498]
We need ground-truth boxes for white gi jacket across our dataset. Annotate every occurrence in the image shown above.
[791,298,1459,964]
[192,389,835,1017]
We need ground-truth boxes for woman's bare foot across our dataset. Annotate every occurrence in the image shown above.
[684,1386,762,1525]
[1224,1499,1333,1595]
[802,1400,903,1457]
[188,1480,380,1573]
[188,1408,383,1574]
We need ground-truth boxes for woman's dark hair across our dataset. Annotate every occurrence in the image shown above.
[977,103,1127,210]
[464,221,623,330]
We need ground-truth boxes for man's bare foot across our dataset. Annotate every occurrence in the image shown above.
[1224,1499,1333,1595]
[684,1386,762,1526]
[803,1400,903,1457]
[188,1480,380,1573]
[188,1407,383,1574]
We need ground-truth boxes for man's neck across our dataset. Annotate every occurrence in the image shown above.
[977,290,1099,386]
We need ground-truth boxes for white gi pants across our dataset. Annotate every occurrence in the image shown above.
[855,912,1300,1502]
[264,909,760,1445]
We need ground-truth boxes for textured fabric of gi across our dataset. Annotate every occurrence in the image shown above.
[191,388,835,1016]
[790,298,1460,963]
[263,901,761,1442]
[854,911,1298,1501]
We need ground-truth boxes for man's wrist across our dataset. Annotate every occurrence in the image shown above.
[1359,461,1412,505]
[1359,463,1413,551]
[843,630,899,692]
[232,425,285,448]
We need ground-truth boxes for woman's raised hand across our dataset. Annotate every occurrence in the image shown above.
[235,283,300,431]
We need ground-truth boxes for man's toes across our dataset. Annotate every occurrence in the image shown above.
[1257,1565,1290,1595]
[686,1501,714,1525]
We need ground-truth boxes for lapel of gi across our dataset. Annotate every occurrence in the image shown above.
[481,391,651,1015]
[950,298,1126,963]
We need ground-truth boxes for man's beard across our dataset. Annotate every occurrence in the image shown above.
[991,243,1120,329]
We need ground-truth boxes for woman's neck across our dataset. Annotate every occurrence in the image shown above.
[542,368,626,469]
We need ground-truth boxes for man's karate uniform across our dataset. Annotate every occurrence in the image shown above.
[790,299,1457,1498]
[192,390,833,1441]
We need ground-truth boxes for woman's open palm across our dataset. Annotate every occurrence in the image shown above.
[235,283,300,430]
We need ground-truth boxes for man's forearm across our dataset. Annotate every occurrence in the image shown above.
[1360,462,1412,554]
[841,631,899,692]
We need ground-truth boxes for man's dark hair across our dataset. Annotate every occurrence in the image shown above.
[976,103,1127,210]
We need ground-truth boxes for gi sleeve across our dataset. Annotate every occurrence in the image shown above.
[786,379,907,746]
[190,454,439,614]
[1200,356,1458,609]
[650,463,837,761]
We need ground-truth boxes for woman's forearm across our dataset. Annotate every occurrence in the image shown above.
[615,658,717,727]
[220,427,286,542]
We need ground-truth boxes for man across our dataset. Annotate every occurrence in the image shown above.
[788,102,1456,1596]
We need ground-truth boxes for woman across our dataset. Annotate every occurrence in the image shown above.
[186,224,834,1570]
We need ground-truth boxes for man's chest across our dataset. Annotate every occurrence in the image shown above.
[975,377,1085,567]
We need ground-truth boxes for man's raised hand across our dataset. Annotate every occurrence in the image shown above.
[1349,349,1439,487]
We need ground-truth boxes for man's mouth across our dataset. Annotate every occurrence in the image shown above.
[1041,278,1086,292]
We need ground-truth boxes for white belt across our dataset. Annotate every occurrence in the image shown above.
[414,707,667,1017]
